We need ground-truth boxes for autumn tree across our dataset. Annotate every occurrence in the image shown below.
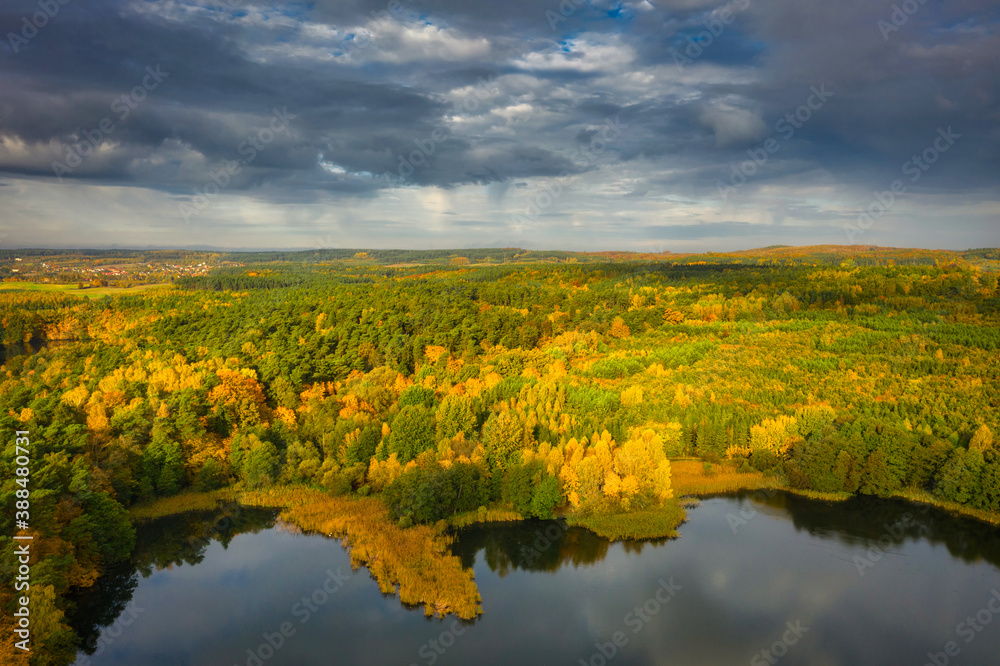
[970,425,994,453]
[609,316,631,339]
[209,369,268,430]
[482,410,525,472]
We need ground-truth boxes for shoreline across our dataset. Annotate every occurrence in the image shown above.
[126,477,1000,620]
[132,486,483,619]
[129,471,1000,537]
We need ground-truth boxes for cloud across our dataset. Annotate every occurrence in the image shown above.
[699,98,767,147]
[0,0,996,250]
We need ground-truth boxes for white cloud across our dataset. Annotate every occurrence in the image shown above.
[512,36,636,73]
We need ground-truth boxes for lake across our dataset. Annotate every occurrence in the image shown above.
[69,493,1000,665]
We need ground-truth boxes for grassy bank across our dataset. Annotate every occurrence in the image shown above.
[889,489,1000,526]
[783,488,853,502]
[567,500,687,540]
[129,488,239,521]
[670,459,782,496]
[447,507,524,529]
[669,458,1000,524]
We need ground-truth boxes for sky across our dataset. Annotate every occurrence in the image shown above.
[0,0,998,252]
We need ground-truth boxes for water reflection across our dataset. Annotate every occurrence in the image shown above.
[770,492,1000,570]
[453,494,1000,577]
[67,494,1000,666]
[452,520,669,576]
[66,505,279,661]
[130,505,279,575]
[66,564,139,659]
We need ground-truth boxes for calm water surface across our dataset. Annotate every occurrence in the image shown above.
[69,494,1000,665]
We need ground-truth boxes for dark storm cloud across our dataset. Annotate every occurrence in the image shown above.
[0,0,997,249]
[724,0,1000,185]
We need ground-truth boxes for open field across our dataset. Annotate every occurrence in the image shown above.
[0,281,168,298]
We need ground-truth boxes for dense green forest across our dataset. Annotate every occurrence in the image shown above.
[1,248,999,664]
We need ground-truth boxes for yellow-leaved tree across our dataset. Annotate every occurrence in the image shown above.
[367,453,403,491]
[745,415,799,456]
[971,424,994,453]
[614,429,673,504]
[559,430,673,510]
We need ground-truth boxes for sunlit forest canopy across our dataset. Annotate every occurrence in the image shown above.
[1,246,998,663]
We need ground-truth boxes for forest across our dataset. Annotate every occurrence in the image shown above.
[1,247,998,664]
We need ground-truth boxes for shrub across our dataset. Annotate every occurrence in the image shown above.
[383,462,489,524]
[749,449,780,473]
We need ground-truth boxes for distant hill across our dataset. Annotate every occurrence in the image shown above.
[2,245,997,273]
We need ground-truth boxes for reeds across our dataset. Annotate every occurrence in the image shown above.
[129,489,237,522]
[567,501,686,540]
[128,486,483,618]
[447,507,523,529]
[889,489,1000,526]
[670,459,780,496]
[238,487,483,619]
